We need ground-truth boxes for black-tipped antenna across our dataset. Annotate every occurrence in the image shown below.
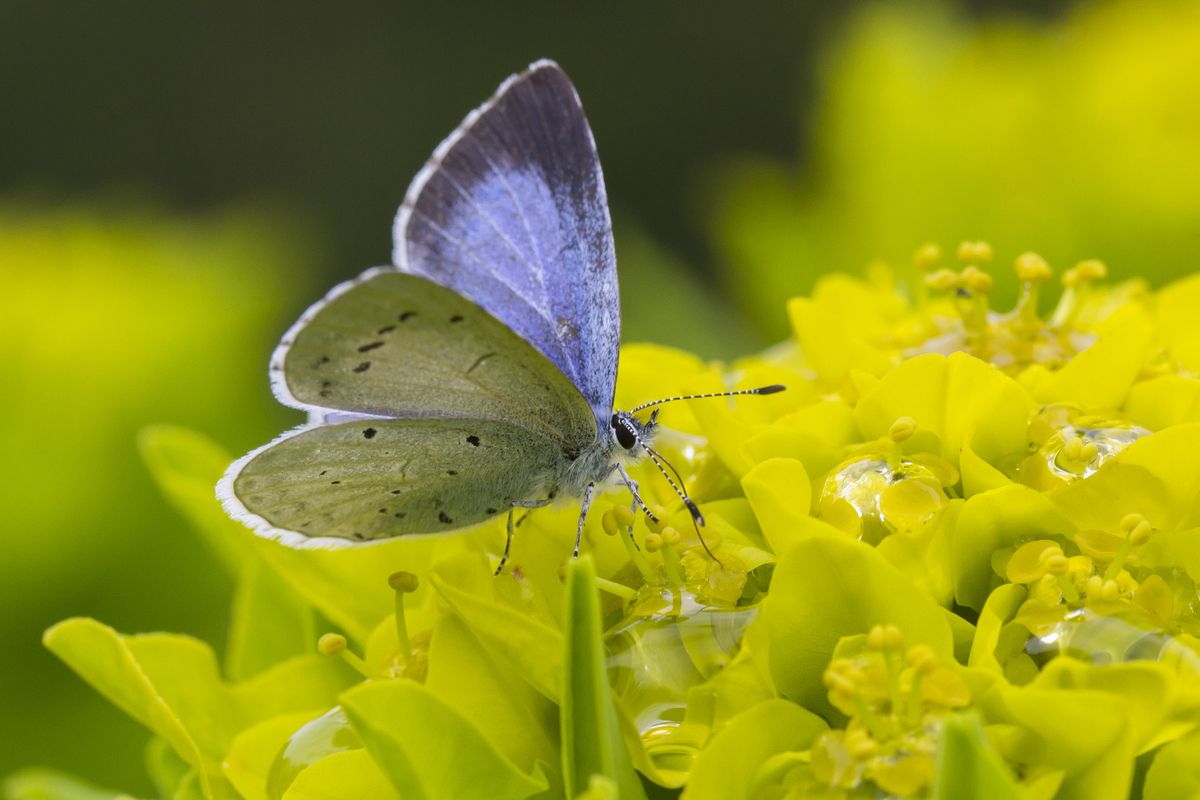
[631,384,786,415]
[640,442,723,566]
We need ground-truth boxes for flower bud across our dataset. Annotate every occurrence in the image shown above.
[889,416,917,443]
[388,571,419,593]
[1015,252,1051,284]
[913,242,941,270]
[318,633,347,656]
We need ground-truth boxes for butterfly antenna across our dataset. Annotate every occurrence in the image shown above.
[642,443,723,567]
[630,384,786,415]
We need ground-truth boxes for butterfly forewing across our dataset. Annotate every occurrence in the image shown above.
[274,269,596,450]
[228,418,563,545]
[394,60,620,426]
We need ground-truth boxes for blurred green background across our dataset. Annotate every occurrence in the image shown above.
[3,0,1199,794]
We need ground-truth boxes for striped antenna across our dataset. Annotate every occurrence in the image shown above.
[630,384,786,415]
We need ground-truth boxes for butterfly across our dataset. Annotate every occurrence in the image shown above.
[219,60,783,572]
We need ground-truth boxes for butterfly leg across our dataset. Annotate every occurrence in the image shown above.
[494,508,516,576]
[574,482,595,557]
[614,462,659,524]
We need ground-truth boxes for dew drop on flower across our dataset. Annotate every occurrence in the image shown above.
[1021,405,1152,489]
[818,458,946,543]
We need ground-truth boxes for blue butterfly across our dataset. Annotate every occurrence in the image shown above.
[220,60,783,570]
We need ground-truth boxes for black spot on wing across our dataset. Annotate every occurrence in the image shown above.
[354,362,371,373]
[319,355,330,364]
[363,428,377,439]
[439,511,453,524]
[486,507,497,514]
[331,480,341,484]
[400,311,417,321]
[377,325,396,334]
[466,435,480,446]
[391,489,401,495]
[379,508,387,513]
[394,512,406,518]
[446,470,457,476]
[358,341,384,353]
[449,315,464,323]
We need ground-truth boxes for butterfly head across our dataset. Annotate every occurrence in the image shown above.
[609,409,658,453]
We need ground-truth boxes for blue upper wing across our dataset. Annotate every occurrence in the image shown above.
[393,60,620,426]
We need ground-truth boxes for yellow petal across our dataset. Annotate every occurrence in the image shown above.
[873,753,934,796]
[1124,374,1200,432]
[922,667,972,708]
[788,297,895,387]
[1034,304,1153,409]
[741,458,813,555]
[1005,540,1061,584]
[1132,574,1174,624]
[1073,529,1126,564]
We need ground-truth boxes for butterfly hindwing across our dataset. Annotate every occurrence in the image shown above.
[394,60,620,427]
[272,269,596,450]
[223,418,563,545]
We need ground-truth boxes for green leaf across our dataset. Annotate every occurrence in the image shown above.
[139,425,253,574]
[765,527,955,720]
[279,750,398,800]
[1,769,136,800]
[1032,305,1153,410]
[425,613,560,774]
[740,458,813,555]
[967,584,1028,675]
[931,714,1023,800]
[221,711,322,800]
[560,556,649,800]
[952,485,1076,611]
[340,680,549,800]
[43,617,354,800]
[142,427,314,679]
[1050,422,1200,533]
[145,736,191,800]
[974,679,1136,800]
[427,553,563,703]
[227,558,315,681]
[1143,729,1200,800]
[685,699,827,800]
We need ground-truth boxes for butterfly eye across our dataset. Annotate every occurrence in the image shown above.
[613,418,637,450]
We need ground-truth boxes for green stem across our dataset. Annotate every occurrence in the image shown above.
[394,593,412,669]
[882,648,905,717]
[621,523,661,584]
[340,648,372,679]
[594,576,638,601]
[1017,283,1042,336]
[905,673,924,728]
[1056,573,1080,604]
[1104,537,1134,582]
[662,544,684,584]
[853,693,889,741]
